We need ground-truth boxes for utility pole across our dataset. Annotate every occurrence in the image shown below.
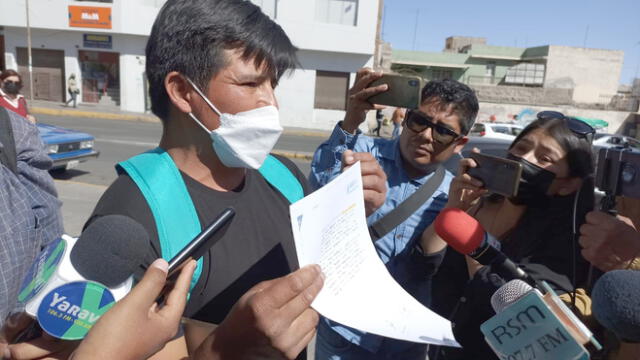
[582,25,590,48]
[26,0,34,101]
[373,0,384,70]
[412,8,420,51]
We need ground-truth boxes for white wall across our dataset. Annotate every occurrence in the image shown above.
[276,49,373,130]
[545,46,624,104]
[2,0,380,128]
[3,27,147,112]
[275,0,377,55]
[478,101,632,134]
[0,0,162,36]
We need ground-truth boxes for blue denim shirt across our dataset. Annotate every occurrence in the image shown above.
[309,123,453,354]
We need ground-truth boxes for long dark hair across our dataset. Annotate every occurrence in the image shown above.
[500,117,595,289]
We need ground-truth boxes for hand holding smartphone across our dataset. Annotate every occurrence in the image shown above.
[467,152,523,198]
[367,73,423,109]
[158,207,235,301]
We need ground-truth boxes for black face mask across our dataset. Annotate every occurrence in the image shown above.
[507,153,556,207]
[3,82,20,95]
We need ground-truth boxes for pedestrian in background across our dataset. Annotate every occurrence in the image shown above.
[0,69,36,123]
[65,73,79,108]
[391,107,405,138]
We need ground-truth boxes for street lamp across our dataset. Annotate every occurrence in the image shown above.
[26,0,34,101]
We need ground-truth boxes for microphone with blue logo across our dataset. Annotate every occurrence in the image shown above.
[433,208,602,359]
[481,279,602,360]
[16,215,149,340]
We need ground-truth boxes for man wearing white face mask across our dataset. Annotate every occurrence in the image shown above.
[35,1,388,360]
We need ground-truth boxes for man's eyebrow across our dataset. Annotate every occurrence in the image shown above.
[235,72,270,83]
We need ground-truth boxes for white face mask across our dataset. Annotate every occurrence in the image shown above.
[186,78,283,169]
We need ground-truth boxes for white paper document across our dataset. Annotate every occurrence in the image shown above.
[290,162,460,347]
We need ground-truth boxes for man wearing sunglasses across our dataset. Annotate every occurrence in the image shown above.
[310,68,478,359]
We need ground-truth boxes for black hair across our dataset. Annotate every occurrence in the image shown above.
[420,79,479,135]
[146,0,298,122]
[500,117,596,289]
[510,117,594,179]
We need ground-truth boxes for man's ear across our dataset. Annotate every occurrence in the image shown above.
[164,72,193,114]
[557,177,583,196]
[452,136,469,154]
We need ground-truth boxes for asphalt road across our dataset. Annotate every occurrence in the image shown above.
[38,113,325,235]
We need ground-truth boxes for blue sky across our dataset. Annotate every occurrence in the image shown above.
[382,0,640,85]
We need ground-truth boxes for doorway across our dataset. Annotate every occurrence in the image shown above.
[17,48,65,102]
[78,50,120,106]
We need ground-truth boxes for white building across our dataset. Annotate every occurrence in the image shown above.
[0,0,378,130]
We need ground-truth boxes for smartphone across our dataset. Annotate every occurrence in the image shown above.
[367,74,423,109]
[595,147,640,199]
[467,152,523,198]
[166,207,235,278]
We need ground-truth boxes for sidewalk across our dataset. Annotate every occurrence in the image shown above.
[30,100,399,161]
[29,100,332,138]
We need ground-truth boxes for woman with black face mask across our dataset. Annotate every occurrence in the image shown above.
[422,112,597,360]
[0,69,36,123]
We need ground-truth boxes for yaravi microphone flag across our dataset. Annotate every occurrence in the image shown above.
[37,281,115,340]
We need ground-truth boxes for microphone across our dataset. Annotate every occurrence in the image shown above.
[481,279,601,359]
[591,270,640,343]
[17,215,149,340]
[434,208,532,283]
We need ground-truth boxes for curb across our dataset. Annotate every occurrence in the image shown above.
[30,106,160,123]
[30,106,331,138]
[271,150,314,161]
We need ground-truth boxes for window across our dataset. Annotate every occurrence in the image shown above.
[315,0,358,26]
[432,70,452,80]
[470,123,485,135]
[510,127,522,136]
[314,71,349,110]
[485,62,496,77]
[492,126,510,135]
[75,0,113,2]
[250,0,277,19]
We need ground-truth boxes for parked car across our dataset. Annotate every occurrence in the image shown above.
[37,123,99,172]
[469,122,524,140]
[593,133,640,150]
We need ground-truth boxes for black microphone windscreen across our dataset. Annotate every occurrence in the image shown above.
[592,270,640,342]
[70,215,150,287]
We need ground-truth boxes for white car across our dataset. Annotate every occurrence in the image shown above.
[593,133,640,150]
[469,122,524,140]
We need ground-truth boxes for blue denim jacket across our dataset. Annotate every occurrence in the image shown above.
[309,123,453,354]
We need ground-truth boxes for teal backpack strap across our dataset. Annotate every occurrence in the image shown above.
[259,155,304,203]
[117,147,203,290]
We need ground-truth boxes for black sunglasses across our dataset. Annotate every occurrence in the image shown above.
[405,110,461,145]
[536,111,596,143]
[3,80,20,86]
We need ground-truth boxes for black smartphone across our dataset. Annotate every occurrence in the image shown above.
[595,147,640,199]
[166,207,235,279]
[467,152,523,198]
[367,73,423,109]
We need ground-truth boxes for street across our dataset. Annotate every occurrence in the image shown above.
[40,113,325,236]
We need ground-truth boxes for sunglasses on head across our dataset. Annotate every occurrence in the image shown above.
[536,111,596,143]
[405,109,461,146]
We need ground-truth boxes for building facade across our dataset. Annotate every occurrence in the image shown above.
[390,37,625,106]
[1,0,378,130]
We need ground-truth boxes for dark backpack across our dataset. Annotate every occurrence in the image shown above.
[0,107,18,174]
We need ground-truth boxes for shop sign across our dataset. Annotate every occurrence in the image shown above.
[83,34,112,49]
[69,6,112,29]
